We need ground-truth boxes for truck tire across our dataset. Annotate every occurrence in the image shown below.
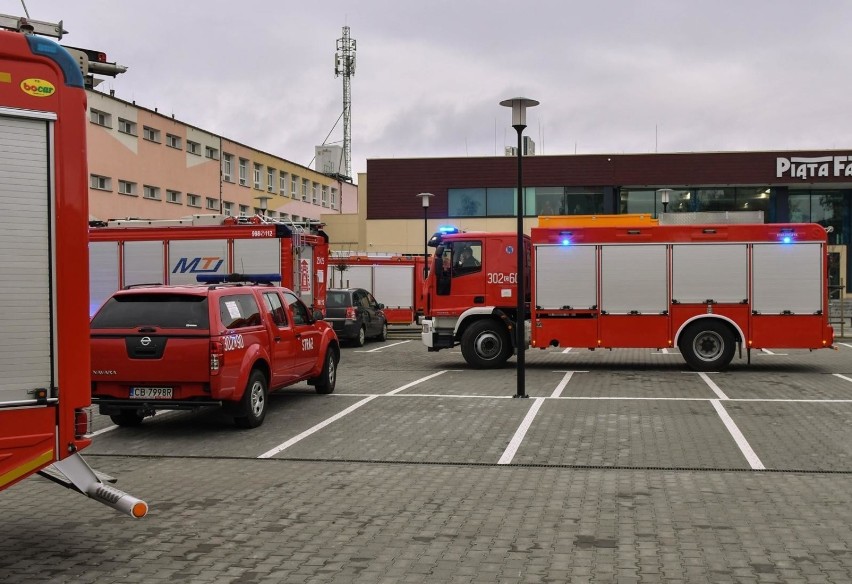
[679,320,736,372]
[460,319,513,369]
[233,370,268,429]
[110,410,145,427]
[313,347,339,394]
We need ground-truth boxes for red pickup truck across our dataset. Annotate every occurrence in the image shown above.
[90,277,340,428]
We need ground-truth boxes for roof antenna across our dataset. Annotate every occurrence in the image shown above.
[20,0,30,18]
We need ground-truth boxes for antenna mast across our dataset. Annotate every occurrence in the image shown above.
[334,25,356,180]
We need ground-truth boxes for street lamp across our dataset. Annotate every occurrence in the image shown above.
[416,192,434,277]
[256,195,272,217]
[657,188,671,215]
[500,97,539,399]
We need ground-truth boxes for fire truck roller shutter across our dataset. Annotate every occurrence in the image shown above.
[535,244,596,310]
[168,239,228,285]
[124,240,164,287]
[600,245,667,314]
[672,244,748,304]
[338,266,372,291]
[89,242,120,317]
[374,265,414,308]
[0,112,53,404]
[752,243,824,315]
[233,238,280,277]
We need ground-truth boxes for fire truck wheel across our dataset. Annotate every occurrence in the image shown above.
[461,319,513,369]
[234,370,268,429]
[680,321,736,371]
[110,410,145,427]
[313,348,339,394]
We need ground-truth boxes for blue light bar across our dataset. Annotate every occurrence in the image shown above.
[197,273,281,284]
[437,225,459,234]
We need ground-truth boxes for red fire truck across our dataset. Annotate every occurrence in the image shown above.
[421,221,835,370]
[89,215,330,318]
[0,24,146,516]
[328,253,426,324]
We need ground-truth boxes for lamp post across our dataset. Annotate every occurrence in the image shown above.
[256,195,272,217]
[416,193,434,277]
[657,188,671,215]
[500,97,539,399]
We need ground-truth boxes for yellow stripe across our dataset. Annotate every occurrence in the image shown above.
[0,449,55,489]
[0,72,10,83]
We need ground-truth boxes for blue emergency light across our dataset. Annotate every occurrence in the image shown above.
[778,228,796,244]
[437,225,459,234]
[197,273,281,284]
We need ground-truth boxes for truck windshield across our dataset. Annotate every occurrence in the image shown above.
[91,294,209,329]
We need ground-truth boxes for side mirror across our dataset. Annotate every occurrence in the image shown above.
[377,303,385,309]
[312,309,324,321]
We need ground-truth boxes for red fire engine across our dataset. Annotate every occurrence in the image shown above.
[0,23,146,516]
[89,215,330,317]
[421,220,834,370]
[328,253,426,324]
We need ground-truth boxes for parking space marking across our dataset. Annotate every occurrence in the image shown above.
[758,348,787,356]
[356,340,411,353]
[258,371,449,458]
[498,398,545,465]
[834,373,852,384]
[651,348,677,354]
[561,347,572,354]
[839,343,852,349]
[88,410,181,437]
[698,372,730,400]
[710,399,765,470]
[550,371,586,398]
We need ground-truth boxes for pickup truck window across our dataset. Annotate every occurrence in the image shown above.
[262,291,289,327]
[91,294,209,329]
[283,291,310,325]
[219,294,262,329]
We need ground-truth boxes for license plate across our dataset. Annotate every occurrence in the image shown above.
[129,387,173,399]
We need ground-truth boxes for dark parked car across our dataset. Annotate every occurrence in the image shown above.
[325,288,388,346]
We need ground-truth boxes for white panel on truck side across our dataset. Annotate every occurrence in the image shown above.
[233,238,280,275]
[0,114,52,402]
[334,266,372,291]
[374,265,414,308]
[89,242,120,317]
[672,244,748,304]
[600,245,667,314]
[535,245,597,309]
[753,242,823,314]
[167,240,228,285]
[124,241,167,287]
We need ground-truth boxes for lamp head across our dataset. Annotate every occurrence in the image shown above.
[416,192,434,208]
[500,97,539,127]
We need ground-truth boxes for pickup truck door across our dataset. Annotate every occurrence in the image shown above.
[282,291,321,377]
[261,291,299,387]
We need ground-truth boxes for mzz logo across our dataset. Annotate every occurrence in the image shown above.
[172,257,225,274]
[301,337,314,351]
[223,334,244,351]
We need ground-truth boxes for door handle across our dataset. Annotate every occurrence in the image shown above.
[274,336,281,342]
[474,296,485,304]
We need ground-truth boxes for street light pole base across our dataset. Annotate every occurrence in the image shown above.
[512,394,529,399]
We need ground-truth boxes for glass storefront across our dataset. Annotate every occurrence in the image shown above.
[449,186,603,217]
[619,187,770,217]
[789,190,848,245]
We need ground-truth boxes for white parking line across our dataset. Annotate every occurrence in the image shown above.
[550,371,586,398]
[561,347,572,354]
[257,371,449,458]
[834,373,852,384]
[758,348,787,356]
[355,340,411,353]
[697,372,729,400]
[710,399,765,470]
[498,397,545,465]
[839,343,852,349]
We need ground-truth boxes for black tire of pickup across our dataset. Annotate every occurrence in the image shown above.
[313,347,339,395]
[233,370,268,429]
[110,410,145,427]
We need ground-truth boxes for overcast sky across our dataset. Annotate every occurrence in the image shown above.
[8,0,852,179]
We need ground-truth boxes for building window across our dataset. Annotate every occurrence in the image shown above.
[312,182,319,204]
[143,126,160,142]
[789,190,847,245]
[321,185,329,207]
[117,118,136,135]
[301,178,309,201]
[279,171,288,196]
[330,188,338,209]
[448,188,486,217]
[205,146,219,160]
[187,193,201,208]
[253,163,262,189]
[291,175,298,198]
[143,185,160,200]
[166,190,181,204]
[223,201,234,216]
[187,140,201,155]
[166,134,181,149]
[267,167,275,192]
[222,153,233,182]
[90,174,111,191]
[118,180,136,196]
[90,108,111,127]
[239,158,248,186]
[206,197,219,211]
[239,204,249,216]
